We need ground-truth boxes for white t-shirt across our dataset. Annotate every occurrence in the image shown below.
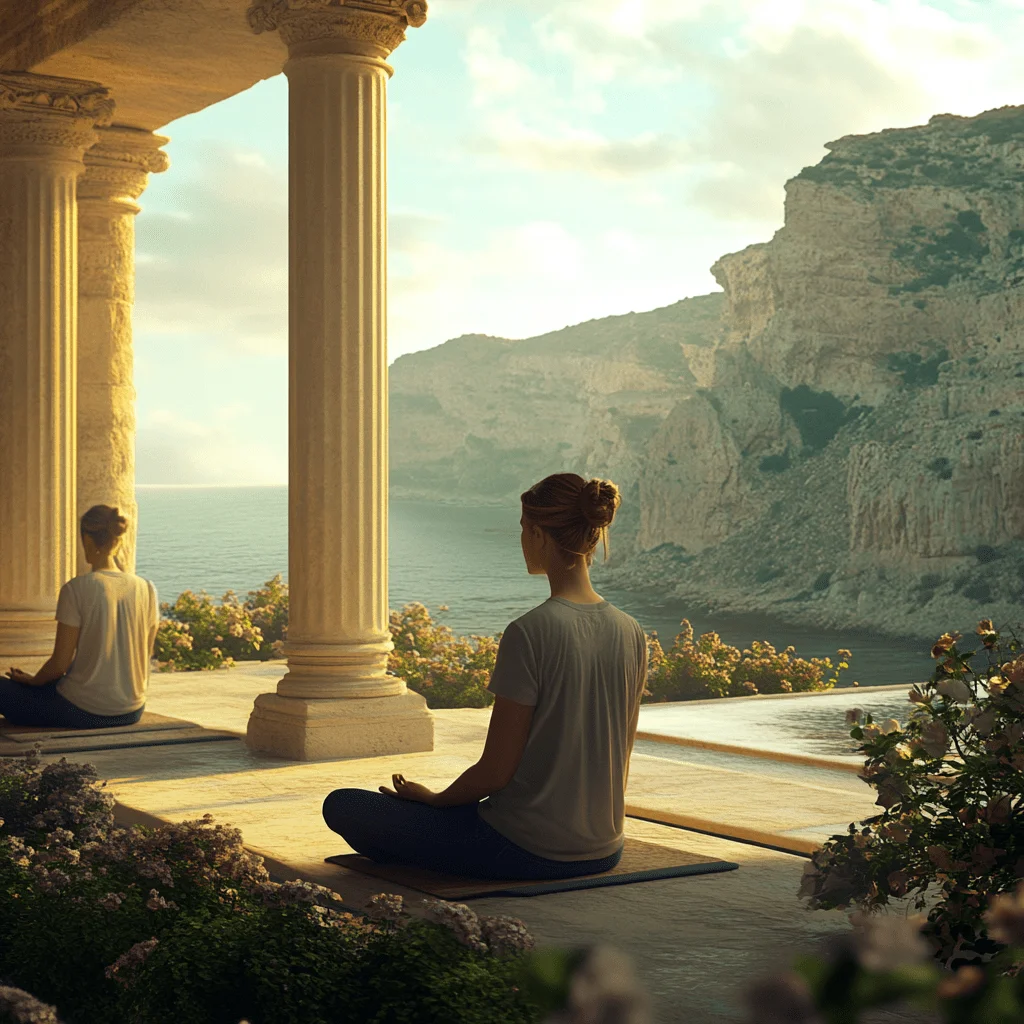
[54,571,159,716]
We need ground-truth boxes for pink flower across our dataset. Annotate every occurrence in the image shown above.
[918,721,949,759]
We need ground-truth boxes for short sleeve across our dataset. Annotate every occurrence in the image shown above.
[55,582,81,627]
[486,621,539,707]
[636,625,648,695]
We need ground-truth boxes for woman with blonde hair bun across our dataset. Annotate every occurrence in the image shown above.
[2,505,160,728]
[324,473,650,881]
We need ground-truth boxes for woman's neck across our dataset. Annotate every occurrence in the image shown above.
[547,567,601,603]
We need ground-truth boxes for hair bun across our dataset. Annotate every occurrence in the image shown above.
[110,508,128,537]
[579,478,621,529]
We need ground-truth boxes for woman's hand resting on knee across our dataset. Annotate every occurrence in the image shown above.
[379,773,436,805]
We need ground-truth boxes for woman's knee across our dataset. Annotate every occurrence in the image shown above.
[322,788,376,829]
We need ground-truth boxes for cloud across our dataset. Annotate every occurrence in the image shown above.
[135,143,287,354]
[136,408,286,486]
[456,0,1022,221]
[465,126,689,177]
[135,142,449,356]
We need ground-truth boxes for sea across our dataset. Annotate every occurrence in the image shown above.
[134,485,936,689]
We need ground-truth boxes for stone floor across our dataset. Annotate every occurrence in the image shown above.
[39,663,928,1024]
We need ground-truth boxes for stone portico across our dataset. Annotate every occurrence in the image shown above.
[0,0,434,761]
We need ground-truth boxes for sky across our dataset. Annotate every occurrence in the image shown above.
[132,0,1024,485]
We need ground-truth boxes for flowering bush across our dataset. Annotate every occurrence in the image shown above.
[154,577,845,707]
[154,588,269,672]
[389,602,501,709]
[0,752,545,1024]
[799,619,1024,966]
[242,573,288,654]
[644,620,847,702]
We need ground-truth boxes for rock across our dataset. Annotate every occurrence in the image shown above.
[389,103,1024,641]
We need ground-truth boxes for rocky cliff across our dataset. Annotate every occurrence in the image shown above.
[389,293,724,520]
[390,103,1024,640]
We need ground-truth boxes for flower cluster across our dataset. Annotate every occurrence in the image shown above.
[414,897,536,959]
[0,751,115,845]
[154,588,268,671]
[104,938,159,986]
[644,621,846,702]
[799,620,1024,963]
[0,985,63,1024]
[388,603,501,709]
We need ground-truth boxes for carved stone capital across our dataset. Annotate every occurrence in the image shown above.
[0,73,114,160]
[247,0,427,58]
[79,126,171,207]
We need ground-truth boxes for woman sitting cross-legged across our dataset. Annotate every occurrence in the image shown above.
[323,472,649,882]
[1,504,160,729]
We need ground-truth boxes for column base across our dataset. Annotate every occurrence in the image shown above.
[0,614,56,670]
[245,689,435,762]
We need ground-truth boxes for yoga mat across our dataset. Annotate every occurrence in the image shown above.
[324,836,738,900]
[0,712,238,756]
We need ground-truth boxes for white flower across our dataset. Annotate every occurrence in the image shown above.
[845,707,865,725]
[936,678,971,703]
[546,945,652,1024]
[879,718,901,735]
[849,911,931,972]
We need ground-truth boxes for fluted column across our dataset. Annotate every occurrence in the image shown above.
[0,73,114,668]
[77,127,170,576]
[245,0,434,760]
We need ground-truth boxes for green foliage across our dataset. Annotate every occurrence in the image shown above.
[890,215,991,295]
[977,546,1002,565]
[0,756,543,1024]
[813,571,833,592]
[644,621,847,701]
[759,450,791,473]
[929,457,955,481]
[779,385,851,452]
[755,564,784,584]
[888,348,950,387]
[389,603,501,710]
[800,622,1024,964]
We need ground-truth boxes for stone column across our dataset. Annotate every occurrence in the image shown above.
[77,127,170,577]
[0,73,114,671]
[245,0,434,760]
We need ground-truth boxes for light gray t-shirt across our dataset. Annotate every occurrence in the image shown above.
[55,571,159,716]
[477,597,648,861]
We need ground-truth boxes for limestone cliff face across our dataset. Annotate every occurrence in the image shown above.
[389,294,724,504]
[390,104,1024,640]
[614,104,1024,639]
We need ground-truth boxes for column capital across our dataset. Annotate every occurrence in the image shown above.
[0,73,114,160]
[79,126,171,210]
[247,0,427,59]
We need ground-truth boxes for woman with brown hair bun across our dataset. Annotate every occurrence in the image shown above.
[1,505,160,729]
[324,473,650,881]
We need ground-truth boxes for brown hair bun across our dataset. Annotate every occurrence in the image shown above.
[578,478,621,530]
[520,473,622,570]
[81,504,128,550]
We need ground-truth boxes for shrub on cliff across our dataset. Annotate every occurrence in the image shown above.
[799,619,1024,966]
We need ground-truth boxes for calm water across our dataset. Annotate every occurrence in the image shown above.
[135,486,935,689]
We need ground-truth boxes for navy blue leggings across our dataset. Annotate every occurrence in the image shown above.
[323,788,623,881]
[0,678,144,729]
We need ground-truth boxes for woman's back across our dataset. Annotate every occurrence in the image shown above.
[477,596,648,861]
[55,571,159,717]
